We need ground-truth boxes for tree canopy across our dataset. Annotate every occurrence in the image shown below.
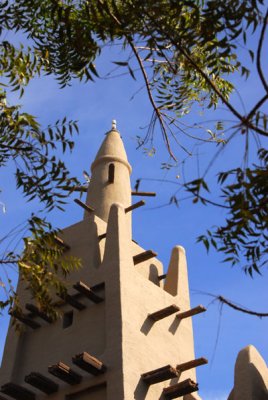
[0,0,267,315]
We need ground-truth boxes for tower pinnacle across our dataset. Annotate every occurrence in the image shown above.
[111,119,117,130]
[84,125,132,222]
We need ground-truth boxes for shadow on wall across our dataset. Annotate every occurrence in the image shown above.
[149,264,160,286]
[134,378,149,400]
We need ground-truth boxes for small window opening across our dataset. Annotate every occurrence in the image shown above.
[108,163,115,183]
[63,310,73,329]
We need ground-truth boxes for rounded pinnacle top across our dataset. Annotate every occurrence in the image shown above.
[85,123,132,222]
[91,123,132,173]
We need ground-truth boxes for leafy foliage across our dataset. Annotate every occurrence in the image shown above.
[1,0,266,150]
[0,1,83,314]
[0,94,81,314]
[2,217,81,323]
[197,149,268,276]
[1,103,79,210]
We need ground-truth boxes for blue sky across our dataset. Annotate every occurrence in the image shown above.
[0,37,268,399]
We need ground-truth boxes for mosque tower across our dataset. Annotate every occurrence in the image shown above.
[0,123,208,400]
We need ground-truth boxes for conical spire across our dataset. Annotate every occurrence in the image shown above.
[85,123,132,222]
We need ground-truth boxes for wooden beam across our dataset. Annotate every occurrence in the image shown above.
[158,274,167,281]
[176,357,208,372]
[148,305,180,322]
[133,250,157,265]
[1,383,35,400]
[131,191,156,197]
[48,362,82,385]
[25,373,58,394]
[162,379,198,399]
[99,232,139,241]
[54,236,70,251]
[141,365,178,385]
[57,292,86,311]
[125,200,145,213]
[91,282,105,291]
[73,281,103,304]
[72,352,106,375]
[9,310,40,330]
[176,305,206,320]
[25,304,54,324]
[98,232,107,240]
[74,198,94,213]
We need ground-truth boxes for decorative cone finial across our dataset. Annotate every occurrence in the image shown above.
[112,119,117,130]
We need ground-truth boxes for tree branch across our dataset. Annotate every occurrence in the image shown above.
[171,42,268,137]
[0,259,20,264]
[129,42,176,160]
[0,143,33,152]
[247,93,268,120]
[256,9,268,96]
[136,7,268,139]
[218,295,268,317]
[96,0,177,161]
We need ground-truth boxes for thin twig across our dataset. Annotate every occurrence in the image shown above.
[128,42,176,160]
[0,143,33,152]
[210,302,223,367]
[193,290,268,318]
[218,296,268,317]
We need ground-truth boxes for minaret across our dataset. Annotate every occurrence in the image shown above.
[0,124,206,400]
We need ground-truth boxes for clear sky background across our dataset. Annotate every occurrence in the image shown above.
[0,36,268,399]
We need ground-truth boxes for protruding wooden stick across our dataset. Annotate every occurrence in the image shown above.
[72,352,106,375]
[48,362,82,385]
[1,383,35,400]
[176,305,206,320]
[133,250,157,265]
[158,274,167,281]
[25,304,54,324]
[73,281,103,304]
[25,372,58,394]
[148,305,180,322]
[9,310,40,330]
[141,365,179,385]
[54,236,70,251]
[57,292,86,311]
[131,191,156,197]
[162,379,198,399]
[99,231,138,240]
[91,282,105,291]
[125,200,145,213]
[176,357,208,372]
[74,198,94,213]
[98,232,107,240]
